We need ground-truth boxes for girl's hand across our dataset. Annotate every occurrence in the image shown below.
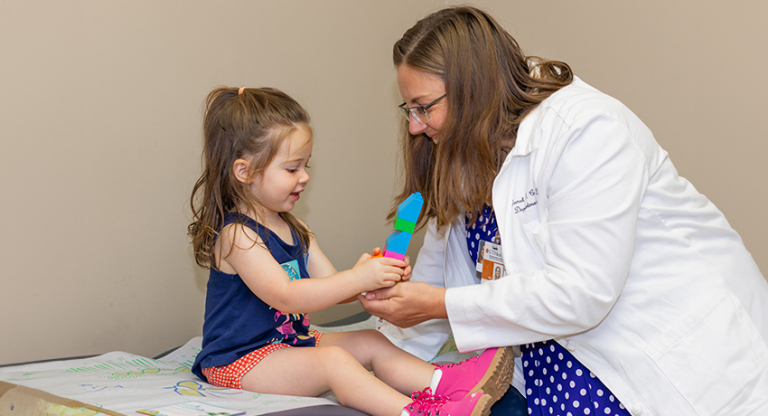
[352,252,405,292]
[370,247,411,282]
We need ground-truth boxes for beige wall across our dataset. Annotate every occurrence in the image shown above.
[1,1,765,365]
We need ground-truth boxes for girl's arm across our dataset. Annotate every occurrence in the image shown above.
[312,245,413,304]
[305,235,413,303]
[304,232,356,304]
[219,223,406,314]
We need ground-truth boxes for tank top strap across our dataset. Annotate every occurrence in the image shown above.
[221,212,269,241]
[221,212,301,244]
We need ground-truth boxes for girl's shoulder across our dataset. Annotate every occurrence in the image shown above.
[222,212,305,251]
[294,216,310,231]
[222,211,260,228]
[292,216,316,247]
[219,213,267,247]
[212,214,270,275]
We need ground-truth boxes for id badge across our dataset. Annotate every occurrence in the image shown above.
[476,240,505,280]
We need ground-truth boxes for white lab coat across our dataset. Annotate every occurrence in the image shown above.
[379,77,768,416]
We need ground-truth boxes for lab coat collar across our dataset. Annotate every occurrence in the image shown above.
[508,115,539,158]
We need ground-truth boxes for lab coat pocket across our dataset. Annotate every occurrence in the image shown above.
[522,220,547,262]
[644,292,768,415]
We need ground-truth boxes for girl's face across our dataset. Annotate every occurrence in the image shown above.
[249,125,312,219]
[397,64,447,143]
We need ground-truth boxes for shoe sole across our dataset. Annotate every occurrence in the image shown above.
[470,346,515,402]
[471,393,494,416]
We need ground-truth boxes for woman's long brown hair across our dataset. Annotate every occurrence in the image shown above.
[189,87,312,269]
[391,6,573,229]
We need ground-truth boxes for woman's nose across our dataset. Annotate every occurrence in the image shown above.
[408,116,428,136]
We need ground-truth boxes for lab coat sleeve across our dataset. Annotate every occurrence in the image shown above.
[447,111,648,352]
[377,218,453,361]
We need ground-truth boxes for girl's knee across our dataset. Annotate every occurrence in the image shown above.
[357,329,390,345]
[317,345,357,365]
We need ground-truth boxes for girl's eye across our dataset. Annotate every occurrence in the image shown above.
[287,165,309,173]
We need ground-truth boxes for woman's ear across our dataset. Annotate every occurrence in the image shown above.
[232,159,252,184]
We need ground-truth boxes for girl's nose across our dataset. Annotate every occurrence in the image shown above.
[300,169,310,184]
[408,116,429,136]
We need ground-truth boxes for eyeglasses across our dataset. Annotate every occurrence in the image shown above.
[398,94,446,125]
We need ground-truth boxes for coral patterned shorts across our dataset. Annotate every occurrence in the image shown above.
[201,330,323,389]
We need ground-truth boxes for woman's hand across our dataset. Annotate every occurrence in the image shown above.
[358,281,447,328]
[401,256,412,281]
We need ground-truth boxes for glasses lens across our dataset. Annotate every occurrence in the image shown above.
[414,108,429,124]
[399,105,411,120]
[398,104,430,124]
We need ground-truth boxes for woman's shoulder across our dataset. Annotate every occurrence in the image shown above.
[541,76,629,119]
[511,76,660,162]
[519,76,648,143]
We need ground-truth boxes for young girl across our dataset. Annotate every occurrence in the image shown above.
[188,86,514,416]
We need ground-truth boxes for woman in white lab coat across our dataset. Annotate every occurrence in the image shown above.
[360,6,768,416]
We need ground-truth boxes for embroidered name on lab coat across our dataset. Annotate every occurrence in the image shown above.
[512,188,538,214]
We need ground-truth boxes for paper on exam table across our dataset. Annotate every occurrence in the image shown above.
[0,338,333,416]
[0,316,496,416]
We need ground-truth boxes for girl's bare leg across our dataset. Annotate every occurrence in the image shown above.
[240,344,411,416]
[319,330,435,395]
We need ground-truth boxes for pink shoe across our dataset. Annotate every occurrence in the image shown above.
[430,347,514,401]
[403,388,492,416]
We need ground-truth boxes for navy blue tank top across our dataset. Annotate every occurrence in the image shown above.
[192,213,315,382]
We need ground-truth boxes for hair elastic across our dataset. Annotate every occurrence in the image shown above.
[238,87,245,95]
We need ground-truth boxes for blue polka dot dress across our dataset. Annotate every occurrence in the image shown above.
[521,341,630,416]
[465,205,499,264]
[466,207,630,416]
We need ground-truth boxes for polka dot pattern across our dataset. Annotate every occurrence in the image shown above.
[522,340,629,416]
[465,204,498,264]
[466,206,627,415]
[202,330,323,389]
